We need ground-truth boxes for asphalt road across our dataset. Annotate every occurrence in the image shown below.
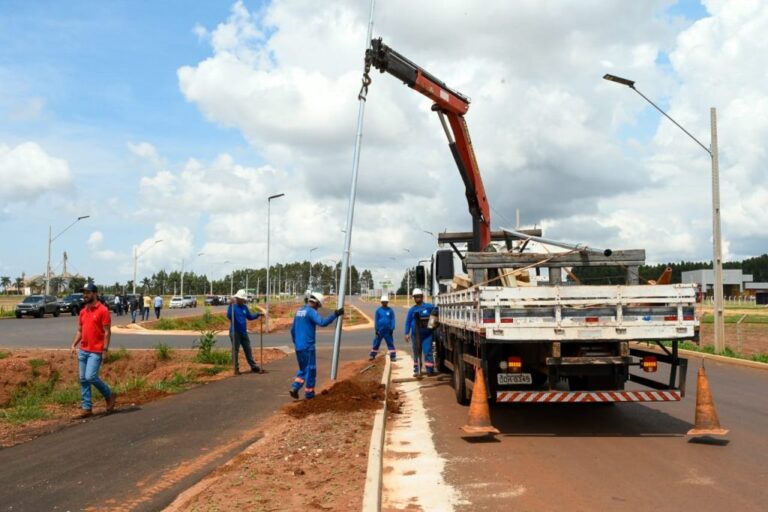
[0,299,383,512]
[421,358,768,511]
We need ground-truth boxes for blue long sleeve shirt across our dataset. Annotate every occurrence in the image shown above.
[290,305,339,350]
[374,306,396,333]
[227,303,261,334]
[405,303,434,338]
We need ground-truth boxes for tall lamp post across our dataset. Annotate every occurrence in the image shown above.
[266,193,285,332]
[603,73,725,352]
[46,215,89,295]
[132,239,163,294]
[308,247,318,291]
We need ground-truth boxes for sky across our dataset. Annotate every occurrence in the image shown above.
[1,0,766,288]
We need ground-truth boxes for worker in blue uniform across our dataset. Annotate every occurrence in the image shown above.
[369,294,397,361]
[289,292,344,399]
[227,289,262,374]
[404,288,435,377]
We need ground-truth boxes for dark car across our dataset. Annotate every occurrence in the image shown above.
[101,294,119,312]
[58,293,84,316]
[15,295,60,318]
[204,295,224,306]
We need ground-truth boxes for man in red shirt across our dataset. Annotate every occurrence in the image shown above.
[70,283,116,418]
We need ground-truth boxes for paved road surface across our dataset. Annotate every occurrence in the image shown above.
[421,358,768,511]
[0,298,384,512]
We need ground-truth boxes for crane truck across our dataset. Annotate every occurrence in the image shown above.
[365,38,697,405]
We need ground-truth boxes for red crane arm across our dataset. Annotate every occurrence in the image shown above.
[365,38,491,251]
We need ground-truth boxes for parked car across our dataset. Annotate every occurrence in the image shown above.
[182,295,197,308]
[16,295,60,318]
[204,295,224,306]
[58,293,84,316]
[169,296,184,309]
[100,294,119,312]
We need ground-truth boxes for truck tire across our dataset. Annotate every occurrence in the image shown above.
[53,309,60,318]
[15,312,21,319]
[435,334,449,373]
[36,309,44,318]
[452,348,469,405]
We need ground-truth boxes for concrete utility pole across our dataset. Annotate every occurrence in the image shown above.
[266,193,284,332]
[46,216,89,295]
[603,74,726,352]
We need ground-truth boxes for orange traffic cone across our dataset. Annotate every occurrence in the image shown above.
[462,366,500,435]
[687,365,728,436]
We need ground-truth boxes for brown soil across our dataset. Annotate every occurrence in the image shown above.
[171,360,386,512]
[0,348,287,448]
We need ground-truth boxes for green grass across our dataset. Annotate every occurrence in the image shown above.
[0,306,15,318]
[155,343,172,361]
[28,358,47,377]
[0,350,9,359]
[50,385,81,406]
[115,376,148,394]
[664,341,768,363]
[699,313,768,324]
[201,365,226,376]
[745,315,768,323]
[1,378,58,423]
[106,347,130,363]
[152,308,230,331]
[751,353,768,363]
[154,371,196,393]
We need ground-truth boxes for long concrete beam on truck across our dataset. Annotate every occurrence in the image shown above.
[438,229,542,245]
[465,249,646,268]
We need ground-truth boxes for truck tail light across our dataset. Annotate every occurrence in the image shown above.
[500,317,514,324]
[507,356,522,373]
[664,315,677,321]
[483,318,495,324]
[585,317,599,323]
[683,315,695,321]
[641,356,657,373]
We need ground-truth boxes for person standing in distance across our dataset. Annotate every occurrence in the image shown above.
[70,283,116,418]
[153,294,163,319]
[227,289,262,374]
[289,292,343,399]
[142,294,152,321]
[369,294,397,361]
[404,288,435,377]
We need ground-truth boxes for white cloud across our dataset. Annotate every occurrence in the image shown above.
[127,141,162,168]
[87,231,121,261]
[167,0,767,279]
[0,142,72,202]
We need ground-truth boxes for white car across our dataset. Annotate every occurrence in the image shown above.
[169,296,185,309]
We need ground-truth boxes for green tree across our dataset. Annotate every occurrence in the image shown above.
[1,276,10,294]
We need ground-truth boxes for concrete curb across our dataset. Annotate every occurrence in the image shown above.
[631,342,768,371]
[361,355,392,512]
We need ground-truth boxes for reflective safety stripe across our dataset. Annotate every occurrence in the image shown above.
[294,377,305,384]
[305,387,314,392]
[424,361,434,367]
[495,390,682,403]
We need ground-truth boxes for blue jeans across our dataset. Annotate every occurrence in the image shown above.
[370,329,396,359]
[130,309,138,322]
[231,332,258,372]
[142,307,150,321]
[291,348,317,397]
[411,332,434,374]
[78,349,112,410]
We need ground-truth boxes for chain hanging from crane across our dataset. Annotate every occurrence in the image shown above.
[358,57,372,101]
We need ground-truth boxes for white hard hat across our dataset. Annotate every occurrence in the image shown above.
[234,289,248,300]
[411,288,424,296]
[308,292,324,306]
[380,294,390,302]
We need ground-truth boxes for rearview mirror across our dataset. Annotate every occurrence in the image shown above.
[415,266,426,287]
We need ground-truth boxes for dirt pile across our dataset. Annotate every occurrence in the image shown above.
[172,360,386,512]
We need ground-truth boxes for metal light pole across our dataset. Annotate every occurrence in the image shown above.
[308,247,318,291]
[133,239,163,294]
[46,215,89,295]
[266,193,285,331]
[331,0,376,380]
[603,74,725,352]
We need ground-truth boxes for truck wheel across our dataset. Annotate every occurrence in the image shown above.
[36,309,44,318]
[435,336,449,373]
[53,309,60,318]
[452,349,469,405]
[15,312,21,319]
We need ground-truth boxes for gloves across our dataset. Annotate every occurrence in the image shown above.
[335,308,345,317]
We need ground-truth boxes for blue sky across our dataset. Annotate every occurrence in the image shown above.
[10,0,766,289]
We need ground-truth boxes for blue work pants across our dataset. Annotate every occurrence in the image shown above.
[291,348,317,398]
[370,329,396,359]
[411,332,434,374]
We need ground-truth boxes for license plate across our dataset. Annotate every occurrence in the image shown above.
[497,373,532,385]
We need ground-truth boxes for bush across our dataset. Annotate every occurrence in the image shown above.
[106,347,129,363]
[155,343,172,361]
[751,353,768,364]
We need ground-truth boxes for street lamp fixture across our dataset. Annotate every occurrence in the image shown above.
[603,73,725,352]
[46,215,90,295]
[132,239,163,294]
[308,247,319,291]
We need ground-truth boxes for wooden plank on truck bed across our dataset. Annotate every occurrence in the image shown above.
[465,250,646,269]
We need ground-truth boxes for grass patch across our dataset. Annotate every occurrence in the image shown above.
[0,350,10,359]
[1,377,57,423]
[50,385,81,406]
[663,341,768,363]
[193,330,231,365]
[106,347,130,363]
[115,376,148,394]
[28,358,47,377]
[745,315,768,323]
[151,308,230,331]
[699,313,768,324]
[0,306,15,318]
[155,343,173,361]
[154,371,196,393]
[201,365,226,376]
[751,353,768,363]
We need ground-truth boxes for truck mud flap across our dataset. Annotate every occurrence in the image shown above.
[496,390,682,403]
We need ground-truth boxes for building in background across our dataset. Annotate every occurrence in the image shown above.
[681,269,754,297]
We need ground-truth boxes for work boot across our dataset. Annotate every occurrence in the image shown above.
[74,409,93,419]
[106,393,117,413]
[251,366,261,373]
[368,355,376,362]
[305,392,315,400]
[289,388,299,400]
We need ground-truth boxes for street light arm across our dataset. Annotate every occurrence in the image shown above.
[51,215,90,242]
[630,87,712,156]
